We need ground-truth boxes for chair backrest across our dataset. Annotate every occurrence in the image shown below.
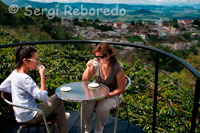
[0,91,16,123]
[1,91,53,133]
[118,77,131,104]
[125,77,131,90]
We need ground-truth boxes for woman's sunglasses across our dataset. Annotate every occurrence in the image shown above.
[95,55,107,60]
[27,58,40,62]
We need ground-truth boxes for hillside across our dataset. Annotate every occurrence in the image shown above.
[0,1,75,41]
[1,1,200,21]
[130,9,157,15]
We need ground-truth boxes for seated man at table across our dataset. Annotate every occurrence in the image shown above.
[82,43,127,133]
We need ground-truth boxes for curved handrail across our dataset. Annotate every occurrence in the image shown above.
[0,40,200,79]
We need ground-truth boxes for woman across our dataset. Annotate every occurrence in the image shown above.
[0,46,68,133]
[82,43,127,133]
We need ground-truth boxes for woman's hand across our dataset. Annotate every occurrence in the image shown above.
[82,60,95,81]
[38,65,46,77]
[86,60,95,71]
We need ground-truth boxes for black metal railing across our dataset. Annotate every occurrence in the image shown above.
[0,40,199,132]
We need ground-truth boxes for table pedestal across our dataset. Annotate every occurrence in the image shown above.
[80,102,84,133]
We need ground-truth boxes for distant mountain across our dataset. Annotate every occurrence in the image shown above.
[164,3,200,9]
[1,1,200,21]
[132,9,157,15]
[194,4,200,9]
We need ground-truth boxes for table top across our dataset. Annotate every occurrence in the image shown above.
[55,82,109,102]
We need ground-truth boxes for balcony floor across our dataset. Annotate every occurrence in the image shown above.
[0,111,144,133]
[68,111,144,133]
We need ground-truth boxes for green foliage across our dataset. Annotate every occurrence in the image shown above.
[0,31,18,83]
[130,21,136,26]
[125,35,144,43]
[171,19,178,28]
[193,19,200,27]
[147,34,162,44]
[146,43,200,73]
[116,60,197,132]
[148,45,184,72]
[170,47,200,91]
[73,18,81,26]
[95,19,100,23]
[40,20,72,40]
[136,20,144,26]
[96,24,113,31]
[182,33,191,41]
[0,2,37,27]
[0,30,19,44]
[0,2,72,40]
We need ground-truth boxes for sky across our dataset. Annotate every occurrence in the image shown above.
[28,0,200,4]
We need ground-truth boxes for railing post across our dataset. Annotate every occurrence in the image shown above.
[152,52,159,132]
[190,79,200,133]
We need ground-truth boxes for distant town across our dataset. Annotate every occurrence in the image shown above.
[62,18,200,51]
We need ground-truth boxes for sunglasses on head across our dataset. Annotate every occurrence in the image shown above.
[95,54,107,60]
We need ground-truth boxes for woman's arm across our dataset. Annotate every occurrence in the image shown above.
[38,65,46,91]
[82,60,95,81]
[40,74,46,91]
[23,75,48,101]
[0,75,11,93]
[108,69,127,97]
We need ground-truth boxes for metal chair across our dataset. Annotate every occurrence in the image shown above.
[1,91,56,133]
[113,77,131,133]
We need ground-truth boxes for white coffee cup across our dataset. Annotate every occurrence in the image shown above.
[93,60,99,67]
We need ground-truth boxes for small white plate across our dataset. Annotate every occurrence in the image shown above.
[60,87,72,92]
[88,83,99,88]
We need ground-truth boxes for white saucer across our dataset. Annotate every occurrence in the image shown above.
[60,87,72,92]
[88,83,99,88]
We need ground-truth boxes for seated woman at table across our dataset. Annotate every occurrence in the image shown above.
[82,43,127,133]
[0,46,69,133]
